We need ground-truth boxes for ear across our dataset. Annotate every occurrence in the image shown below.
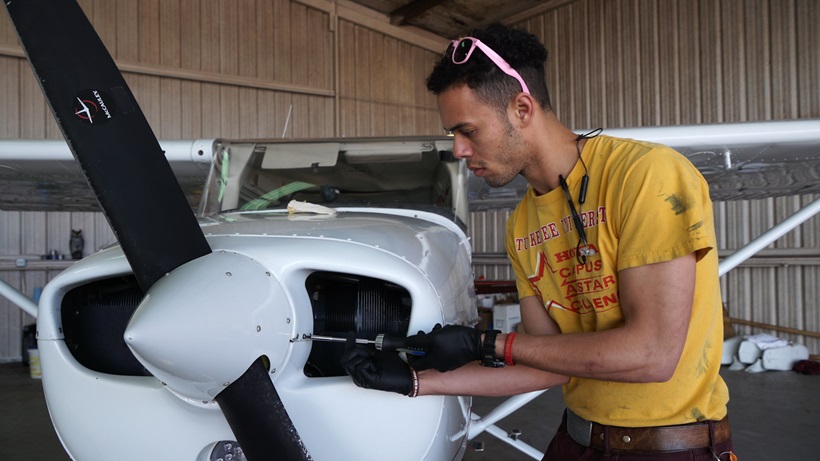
[508,93,536,128]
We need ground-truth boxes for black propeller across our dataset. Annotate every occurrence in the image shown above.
[3,1,310,459]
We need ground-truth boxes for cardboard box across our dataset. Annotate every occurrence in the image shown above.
[492,303,521,333]
[475,308,492,331]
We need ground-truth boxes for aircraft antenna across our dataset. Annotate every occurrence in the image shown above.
[282,104,293,138]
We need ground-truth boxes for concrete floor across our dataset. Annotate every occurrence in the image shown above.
[1,362,817,461]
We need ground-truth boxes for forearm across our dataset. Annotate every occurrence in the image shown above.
[494,326,684,383]
[497,255,695,383]
[417,361,568,397]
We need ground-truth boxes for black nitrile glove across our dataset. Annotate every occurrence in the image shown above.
[404,323,482,372]
[341,332,413,395]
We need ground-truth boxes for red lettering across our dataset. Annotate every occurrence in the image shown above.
[598,206,607,223]
[570,297,597,313]
[515,222,561,253]
[569,294,620,313]
[559,260,602,280]
[601,293,618,307]
[540,225,551,242]
[584,210,596,227]
[574,261,596,274]
[555,250,572,263]
[560,216,572,233]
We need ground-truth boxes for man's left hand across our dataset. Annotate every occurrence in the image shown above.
[340,332,413,395]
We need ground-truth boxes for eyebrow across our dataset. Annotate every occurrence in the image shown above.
[443,122,469,134]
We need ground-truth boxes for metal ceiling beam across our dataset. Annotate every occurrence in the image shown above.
[500,0,580,26]
[389,0,441,26]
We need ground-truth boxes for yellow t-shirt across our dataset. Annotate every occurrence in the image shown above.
[505,135,729,427]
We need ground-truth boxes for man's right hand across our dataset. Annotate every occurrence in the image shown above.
[405,324,482,372]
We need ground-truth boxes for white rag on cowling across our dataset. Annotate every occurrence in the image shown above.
[287,200,337,216]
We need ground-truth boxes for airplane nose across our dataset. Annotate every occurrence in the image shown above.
[124,251,294,401]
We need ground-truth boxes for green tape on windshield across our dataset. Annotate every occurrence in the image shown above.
[218,149,229,203]
[240,181,315,211]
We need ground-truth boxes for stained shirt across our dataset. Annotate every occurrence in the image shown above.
[506,135,729,426]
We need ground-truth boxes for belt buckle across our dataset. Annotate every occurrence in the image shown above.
[566,410,592,447]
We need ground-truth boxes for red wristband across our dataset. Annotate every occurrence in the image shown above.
[504,332,517,366]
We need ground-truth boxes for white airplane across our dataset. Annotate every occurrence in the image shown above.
[3,129,820,461]
[2,1,820,461]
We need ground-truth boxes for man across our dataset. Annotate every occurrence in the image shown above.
[341,23,734,460]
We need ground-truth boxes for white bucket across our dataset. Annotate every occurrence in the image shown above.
[28,348,42,379]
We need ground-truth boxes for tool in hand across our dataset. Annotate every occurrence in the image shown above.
[299,333,426,355]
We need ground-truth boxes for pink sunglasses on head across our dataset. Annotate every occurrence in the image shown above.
[450,37,530,95]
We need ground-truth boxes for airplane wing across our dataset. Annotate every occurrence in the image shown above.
[467,119,820,210]
[3,119,819,212]
[0,139,214,211]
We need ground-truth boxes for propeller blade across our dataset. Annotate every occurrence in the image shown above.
[4,0,209,291]
[216,358,313,461]
[4,1,311,459]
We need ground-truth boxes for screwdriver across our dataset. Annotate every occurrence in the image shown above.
[301,333,426,355]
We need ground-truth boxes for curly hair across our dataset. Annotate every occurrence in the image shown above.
[426,23,552,114]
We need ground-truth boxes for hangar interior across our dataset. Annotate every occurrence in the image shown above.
[0,1,818,460]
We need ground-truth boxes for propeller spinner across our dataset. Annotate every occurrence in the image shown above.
[3,1,311,459]
[124,251,295,403]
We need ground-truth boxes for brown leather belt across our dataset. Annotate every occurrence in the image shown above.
[567,409,731,453]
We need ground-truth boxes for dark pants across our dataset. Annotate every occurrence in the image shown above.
[543,411,735,461]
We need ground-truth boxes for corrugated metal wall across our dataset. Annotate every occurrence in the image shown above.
[0,212,116,362]
[715,196,819,353]
[337,21,441,136]
[470,0,820,353]
[1,0,819,359]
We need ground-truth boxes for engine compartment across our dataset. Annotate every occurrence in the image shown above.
[303,272,412,377]
[61,271,412,379]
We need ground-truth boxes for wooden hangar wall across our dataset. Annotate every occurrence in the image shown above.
[468,0,820,355]
[0,0,818,360]
[0,0,446,361]
[0,0,444,139]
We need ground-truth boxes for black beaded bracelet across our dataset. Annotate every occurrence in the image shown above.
[480,329,505,368]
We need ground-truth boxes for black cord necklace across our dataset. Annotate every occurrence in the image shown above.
[559,128,602,264]
[574,127,602,205]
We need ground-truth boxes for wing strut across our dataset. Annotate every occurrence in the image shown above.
[719,196,820,276]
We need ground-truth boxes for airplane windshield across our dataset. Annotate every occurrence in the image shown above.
[197,138,468,225]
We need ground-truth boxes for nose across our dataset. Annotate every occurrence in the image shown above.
[452,134,472,159]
